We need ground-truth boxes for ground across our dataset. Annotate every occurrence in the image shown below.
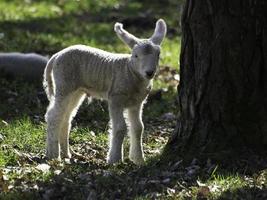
[0,0,267,199]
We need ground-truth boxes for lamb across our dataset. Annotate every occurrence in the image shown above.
[44,19,167,165]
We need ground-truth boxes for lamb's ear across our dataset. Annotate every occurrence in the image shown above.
[150,19,167,45]
[114,22,139,49]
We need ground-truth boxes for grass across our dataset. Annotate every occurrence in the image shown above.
[0,118,45,166]
[1,0,267,199]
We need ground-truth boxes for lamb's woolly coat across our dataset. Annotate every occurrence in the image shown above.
[45,45,151,107]
[44,19,167,165]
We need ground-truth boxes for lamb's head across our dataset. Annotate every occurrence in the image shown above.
[114,19,167,80]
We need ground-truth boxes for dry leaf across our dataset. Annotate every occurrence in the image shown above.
[36,163,50,172]
[197,186,210,198]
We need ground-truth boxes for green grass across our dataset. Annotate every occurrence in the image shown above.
[188,173,247,199]
[0,118,45,166]
[0,0,122,21]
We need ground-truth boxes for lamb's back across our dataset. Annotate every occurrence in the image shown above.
[57,45,128,61]
[52,45,131,97]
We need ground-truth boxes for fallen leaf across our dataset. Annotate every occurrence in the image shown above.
[90,131,96,137]
[36,163,50,172]
[209,184,220,193]
[197,186,210,198]
[0,133,4,142]
[167,187,176,195]
[1,120,8,126]
[54,170,62,175]
[197,180,206,187]
[0,169,9,192]
[174,74,180,81]
[162,178,171,184]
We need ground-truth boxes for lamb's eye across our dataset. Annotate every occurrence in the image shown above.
[135,54,138,58]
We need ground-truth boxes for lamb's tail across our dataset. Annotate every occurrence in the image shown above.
[43,54,57,101]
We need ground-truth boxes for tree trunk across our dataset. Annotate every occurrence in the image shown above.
[169,0,267,158]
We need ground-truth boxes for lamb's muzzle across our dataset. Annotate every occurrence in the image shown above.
[44,19,167,165]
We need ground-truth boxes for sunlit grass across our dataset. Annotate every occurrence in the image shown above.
[0,0,180,70]
[205,173,247,198]
[0,0,121,21]
[0,118,44,166]
[0,1,62,20]
[161,36,180,69]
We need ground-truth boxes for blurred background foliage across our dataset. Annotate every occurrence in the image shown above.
[0,0,183,70]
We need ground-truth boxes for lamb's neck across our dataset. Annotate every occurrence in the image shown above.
[110,54,131,69]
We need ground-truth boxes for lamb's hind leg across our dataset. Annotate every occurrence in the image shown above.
[128,103,145,165]
[45,97,67,160]
[107,102,126,164]
[60,90,86,158]
[45,91,85,160]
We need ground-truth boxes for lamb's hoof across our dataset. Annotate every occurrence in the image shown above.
[107,156,123,165]
[61,151,72,159]
[46,151,61,161]
[130,156,145,166]
[46,154,61,161]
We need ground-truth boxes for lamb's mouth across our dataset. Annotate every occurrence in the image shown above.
[145,71,155,79]
[146,74,154,79]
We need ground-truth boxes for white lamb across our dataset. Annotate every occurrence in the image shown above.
[43,19,167,165]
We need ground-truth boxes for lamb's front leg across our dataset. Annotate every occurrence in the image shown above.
[128,103,145,165]
[107,102,127,164]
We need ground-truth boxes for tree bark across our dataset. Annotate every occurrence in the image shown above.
[169,0,267,157]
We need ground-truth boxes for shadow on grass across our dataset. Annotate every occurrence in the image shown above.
[2,150,267,199]
[0,155,185,199]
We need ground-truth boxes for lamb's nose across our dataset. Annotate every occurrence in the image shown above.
[145,70,154,78]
